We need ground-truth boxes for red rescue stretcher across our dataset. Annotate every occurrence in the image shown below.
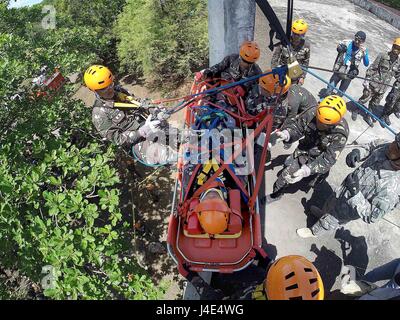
[167,75,275,278]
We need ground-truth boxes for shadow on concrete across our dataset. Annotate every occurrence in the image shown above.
[301,180,335,227]
[335,227,369,278]
[310,243,342,296]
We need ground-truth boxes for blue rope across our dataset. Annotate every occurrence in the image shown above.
[303,67,397,136]
[190,66,288,99]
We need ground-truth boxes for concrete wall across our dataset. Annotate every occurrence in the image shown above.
[349,0,400,30]
[208,0,256,66]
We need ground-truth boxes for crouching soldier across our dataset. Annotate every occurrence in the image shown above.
[84,65,176,164]
[358,38,400,127]
[297,133,400,238]
[263,95,348,204]
[246,72,316,130]
[380,79,400,126]
[245,71,292,129]
[202,41,262,92]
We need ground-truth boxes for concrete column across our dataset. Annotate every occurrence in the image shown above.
[208,0,256,66]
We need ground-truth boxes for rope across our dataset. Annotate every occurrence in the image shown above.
[303,64,396,89]
[303,67,397,136]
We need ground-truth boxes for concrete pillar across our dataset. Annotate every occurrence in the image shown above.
[208,0,256,66]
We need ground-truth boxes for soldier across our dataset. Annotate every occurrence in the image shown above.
[271,19,310,85]
[358,38,400,127]
[324,31,369,100]
[297,133,400,238]
[202,41,262,92]
[189,255,324,300]
[245,71,292,130]
[84,65,175,164]
[341,259,400,300]
[197,255,324,300]
[246,73,316,130]
[380,79,400,126]
[263,95,348,204]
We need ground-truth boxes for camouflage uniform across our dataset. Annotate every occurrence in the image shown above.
[245,84,316,130]
[244,84,286,130]
[273,106,349,194]
[359,52,400,123]
[92,85,145,147]
[311,139,400,235]
[204,54,262,91]
[381,79,400,123]
[285,84,317,118]
[271,39,311,83]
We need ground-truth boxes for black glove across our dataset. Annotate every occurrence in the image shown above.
[346,149,361,168]
[345,172,359,197]
[337,43,347,53]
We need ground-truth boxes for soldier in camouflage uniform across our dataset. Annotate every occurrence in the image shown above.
[297,133,400,238]
[271,19,310,85]
[84,65,176,164]
[263,95,348,204]
[246,73,316,132]
[358,38,400,127]
[202,41,262,92]
[380,79,400,126]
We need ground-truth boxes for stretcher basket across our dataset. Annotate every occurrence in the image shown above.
[167,75,273,277]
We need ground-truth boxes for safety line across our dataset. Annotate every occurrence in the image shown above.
[303,65,396,89]
[303,67,397,136]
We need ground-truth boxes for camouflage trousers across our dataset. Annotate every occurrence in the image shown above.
[310,188,360,236]
[382,89,400,117]
[272,153,328,194]
[358,88,385,111]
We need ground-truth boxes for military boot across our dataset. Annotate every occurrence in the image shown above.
[364,115,374,127]
[380,115,391,128]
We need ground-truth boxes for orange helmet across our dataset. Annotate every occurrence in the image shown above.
[195,198,230,235]
[259,71,291,96]
[292,19,308,35]
[265,255,324,300]
[239,41,260,63]
[317,95,347,125]
[84,65,114,91]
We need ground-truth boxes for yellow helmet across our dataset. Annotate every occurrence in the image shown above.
[265,255,324,300]
[393,38,400,47]
[84,65,114,91]
[292,19,308,35]
[317,95,346,125]
[259,71,291,96]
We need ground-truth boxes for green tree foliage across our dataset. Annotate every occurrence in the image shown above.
[376,0,400,10]
[115,0,208,89]
[0,2,163,299]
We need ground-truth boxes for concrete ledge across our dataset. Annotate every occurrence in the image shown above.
[349,0,400,30]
